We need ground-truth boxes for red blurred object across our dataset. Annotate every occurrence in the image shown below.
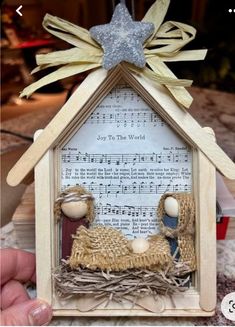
[14,39,55,49]
[216,217,230,240]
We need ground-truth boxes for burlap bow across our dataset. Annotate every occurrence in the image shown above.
[20,0,207,108]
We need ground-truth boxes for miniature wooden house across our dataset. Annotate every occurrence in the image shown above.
[7,64,235,317]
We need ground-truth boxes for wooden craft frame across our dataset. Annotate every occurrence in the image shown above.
[33,66,217,316]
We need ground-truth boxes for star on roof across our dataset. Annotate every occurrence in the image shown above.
[89,3,154,70]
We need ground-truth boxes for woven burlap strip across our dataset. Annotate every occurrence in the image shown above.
[54,186,95,223]
[178,235,196,271]
[69,225,172,271]
[157,192,196,271]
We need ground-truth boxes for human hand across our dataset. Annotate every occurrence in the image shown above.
[0,248,52,325]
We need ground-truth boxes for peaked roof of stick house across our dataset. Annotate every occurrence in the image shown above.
[7,65,235,187]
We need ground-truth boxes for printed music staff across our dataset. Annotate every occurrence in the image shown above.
[61,152,191,165]
[87,112,165,127]
[62,181,191,195]
[95,203,157,219]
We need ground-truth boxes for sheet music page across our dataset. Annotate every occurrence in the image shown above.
[60,83,192,238]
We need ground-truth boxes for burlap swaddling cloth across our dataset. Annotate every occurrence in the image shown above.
[69,225,172,271]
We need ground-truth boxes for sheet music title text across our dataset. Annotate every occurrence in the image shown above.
[97,134,146,141]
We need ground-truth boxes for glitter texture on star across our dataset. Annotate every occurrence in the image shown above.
[89,3,154,70]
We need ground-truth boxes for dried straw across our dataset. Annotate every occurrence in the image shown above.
[53,258,191,302]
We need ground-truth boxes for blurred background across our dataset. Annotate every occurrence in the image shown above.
[1,0,235,225]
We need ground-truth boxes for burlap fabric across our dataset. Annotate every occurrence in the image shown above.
[54,186,95,223]
[69,225,172,271]
[157,192,196,271]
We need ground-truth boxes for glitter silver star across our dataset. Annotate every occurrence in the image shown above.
[89,3,154,70]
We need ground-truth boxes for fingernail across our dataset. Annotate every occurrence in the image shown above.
[28,301,52,326]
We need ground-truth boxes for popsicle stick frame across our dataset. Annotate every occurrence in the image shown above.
[33,66,217,316]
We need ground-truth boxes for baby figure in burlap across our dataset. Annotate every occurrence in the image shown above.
[157,192,196,272]
[69,225,172,272]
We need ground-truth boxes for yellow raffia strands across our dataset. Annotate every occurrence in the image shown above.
[20,0,207,108]
[143,0,170,43]
[126,63,192,87]
[36,48,102,66]
[146,57,194,108]
[20,63,101,98]
[42,13,99,50]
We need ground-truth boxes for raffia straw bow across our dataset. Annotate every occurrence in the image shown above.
[20,0,207,108]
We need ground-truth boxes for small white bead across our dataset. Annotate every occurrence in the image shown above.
[61,201,88,219]
[131,238,150,254]
[164,196,179,217]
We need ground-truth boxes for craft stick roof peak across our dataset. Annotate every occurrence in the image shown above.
[6,65,235,187]
[19,0,207,109]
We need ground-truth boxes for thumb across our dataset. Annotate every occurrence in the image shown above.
[1,299,52,326]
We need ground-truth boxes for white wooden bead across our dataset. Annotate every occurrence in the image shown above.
[131,238,150,254]
[164,196,179,217]
[61,201,88,219]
